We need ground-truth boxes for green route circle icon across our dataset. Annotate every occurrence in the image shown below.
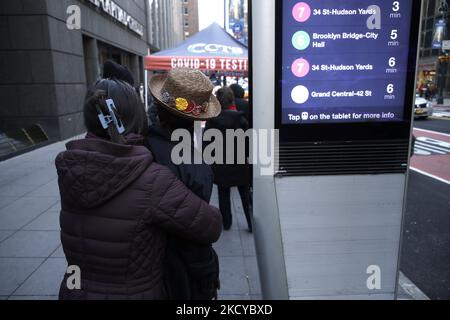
[292,31,311,51]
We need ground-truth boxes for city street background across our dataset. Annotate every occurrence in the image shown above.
[401,108,450,300]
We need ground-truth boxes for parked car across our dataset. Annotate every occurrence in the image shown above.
[414,96,433,119]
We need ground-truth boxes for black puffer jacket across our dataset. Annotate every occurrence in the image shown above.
[55,134,222,300]
[146,125,219,300]
[146,125,213,201]
[205,110,250,187]
[235,98,250,123]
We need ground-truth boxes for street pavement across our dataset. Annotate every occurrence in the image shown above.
[0,136,429,300]
[432,99,450,120]
[0,137,261,300]
[400,118,450,300]
[415,117,450,135]
[412,128,450,184]
[433,108,450,119]
[401,171,450,300]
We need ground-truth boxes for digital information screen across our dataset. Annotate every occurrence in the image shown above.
[281,0,415,125]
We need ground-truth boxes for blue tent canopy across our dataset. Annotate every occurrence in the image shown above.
[145,23,248,72]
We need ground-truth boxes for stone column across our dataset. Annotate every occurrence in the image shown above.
[149,0,153,44]
[130,54,140,85]
[84,37,100,86]
[160,0,167,49]
[168,0,174,47]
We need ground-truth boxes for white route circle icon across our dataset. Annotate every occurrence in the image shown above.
[291,85,310,104]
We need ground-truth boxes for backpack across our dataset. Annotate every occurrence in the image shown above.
[164,238,220,300]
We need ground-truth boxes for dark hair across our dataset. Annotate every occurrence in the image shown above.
[216,87,235,110]
[155,100,194,132]
[84,78,148,143]
[230,84,245,99]
[103,60,135,86]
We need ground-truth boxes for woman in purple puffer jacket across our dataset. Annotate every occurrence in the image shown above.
[55,78,222,300]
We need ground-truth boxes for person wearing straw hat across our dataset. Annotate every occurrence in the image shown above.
[147,68,222,199]
[147,68,222,300]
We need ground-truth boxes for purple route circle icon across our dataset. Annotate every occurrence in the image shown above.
[291,58,310,78]
[292,2,311,23]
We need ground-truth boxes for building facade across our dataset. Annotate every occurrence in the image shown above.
[418,0,449,100]
[0,0,184,147]
[182,0,199,39]
[224,0,248,46]
[148,0,185,50]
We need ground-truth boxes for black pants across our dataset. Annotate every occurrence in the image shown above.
[218,185,252,231]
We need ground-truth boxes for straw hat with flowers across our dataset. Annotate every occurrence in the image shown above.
[149,68,222,121]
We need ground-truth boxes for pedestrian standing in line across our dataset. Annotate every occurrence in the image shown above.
[230,83,250,123]
[230,83,253,208]
[206,87,252,232]
[146,68,223,299]
[55,78,222,300]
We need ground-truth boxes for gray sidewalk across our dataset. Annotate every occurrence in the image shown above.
[0,138,261,300]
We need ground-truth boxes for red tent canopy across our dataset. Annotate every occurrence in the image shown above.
[145,23,248,73]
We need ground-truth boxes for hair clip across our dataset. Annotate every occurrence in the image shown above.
[97,105,110,130]
[97,99,126,135]
[105,99,126,135]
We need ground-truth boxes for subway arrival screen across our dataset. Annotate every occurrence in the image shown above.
[281,0,415,124]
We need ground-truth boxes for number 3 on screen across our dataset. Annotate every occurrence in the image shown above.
[393,1,400,12]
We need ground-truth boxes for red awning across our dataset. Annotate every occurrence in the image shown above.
[145,55,248,72]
